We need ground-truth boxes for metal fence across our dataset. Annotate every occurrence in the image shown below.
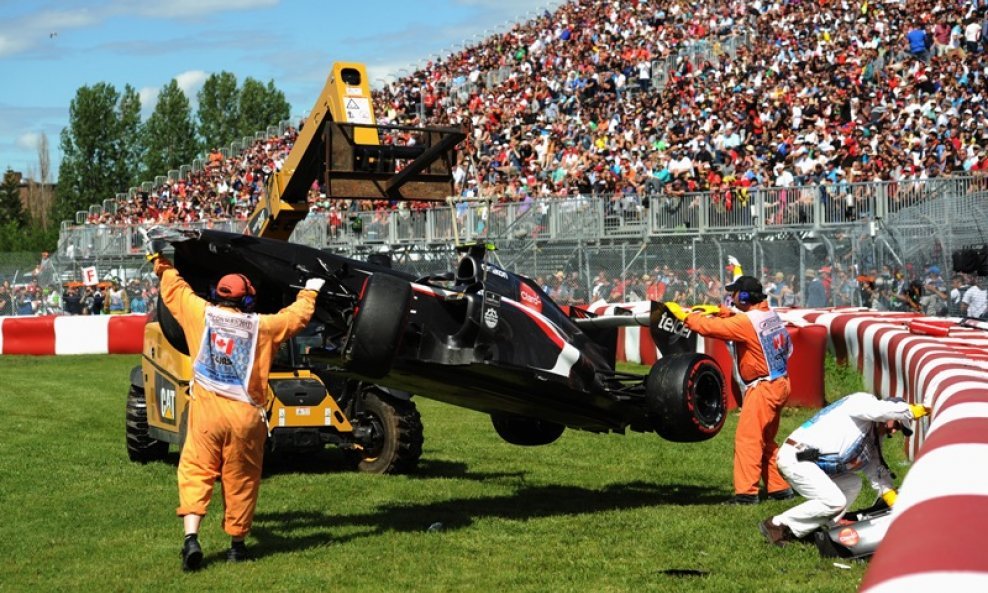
[34,175,988,317]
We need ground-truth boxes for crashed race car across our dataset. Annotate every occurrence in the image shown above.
[153,228,727,447]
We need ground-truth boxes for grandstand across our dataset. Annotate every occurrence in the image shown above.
[43,0,988,310]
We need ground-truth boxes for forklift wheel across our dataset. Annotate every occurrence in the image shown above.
[126,386,169,463]
[347,389,423,474]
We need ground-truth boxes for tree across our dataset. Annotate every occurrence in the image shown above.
[197,71,240,151]
[116,84,145,188]
[142,79,198,178]
[238,77,290,138]
[0,167,27,227]
[25,132,54,228]
[55,83,125,223]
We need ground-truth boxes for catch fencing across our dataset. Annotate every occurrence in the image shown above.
[37,175,988,316]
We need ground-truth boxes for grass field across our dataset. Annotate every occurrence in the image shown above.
[0,354,897,593]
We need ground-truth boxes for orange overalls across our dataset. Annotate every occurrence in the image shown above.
[684,301,792,497]
[156,258,316,538]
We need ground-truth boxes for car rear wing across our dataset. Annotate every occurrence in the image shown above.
[571,301,698,357]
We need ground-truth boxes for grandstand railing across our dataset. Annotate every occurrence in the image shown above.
[57,174,988,259]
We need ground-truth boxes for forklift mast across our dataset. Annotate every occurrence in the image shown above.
[246,62,465,240]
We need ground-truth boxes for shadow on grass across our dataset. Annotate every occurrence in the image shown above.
[250,481,722,558]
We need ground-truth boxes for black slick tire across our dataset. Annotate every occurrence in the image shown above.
[645,353,726,442]
[345,274,411,378]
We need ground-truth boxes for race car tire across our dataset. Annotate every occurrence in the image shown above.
[156,296,189,355]
[345,274,411,379]
[126,385,169,463]
[490,413,566,446]
[347,388,423,474]
[645,353,726,442]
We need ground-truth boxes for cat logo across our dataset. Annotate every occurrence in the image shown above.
[156,373,177,426]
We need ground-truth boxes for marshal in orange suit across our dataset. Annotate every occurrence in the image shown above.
[667,274,794,504]
[154,255,321,570]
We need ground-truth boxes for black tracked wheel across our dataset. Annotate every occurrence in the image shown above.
[126,385,169,462]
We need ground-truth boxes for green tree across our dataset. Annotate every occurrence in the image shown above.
[143,79,198,178]
[116,84,145,187]
[0,167,27,227]
[55,83,125,223]
[197,71,240,151]
[238,77,290,138]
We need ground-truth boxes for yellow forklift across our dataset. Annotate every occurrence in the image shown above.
[126,62,464,473]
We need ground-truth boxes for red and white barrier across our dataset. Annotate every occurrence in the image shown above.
[775,309,988,592]
[0,314,148,355]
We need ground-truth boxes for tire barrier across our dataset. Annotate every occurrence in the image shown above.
[591,302,827,409]
[778,309,988,593]
[0,314,149,355]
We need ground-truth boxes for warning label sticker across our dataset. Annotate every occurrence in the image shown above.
[344,97,373,124]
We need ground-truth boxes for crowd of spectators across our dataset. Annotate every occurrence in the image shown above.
[64,0,988,308]
[534,260,986,319]
[0,276,158,317]
[80,0,988,229]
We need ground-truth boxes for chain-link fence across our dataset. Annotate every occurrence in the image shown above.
[20,175,988,318]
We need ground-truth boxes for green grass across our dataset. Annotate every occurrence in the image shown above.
[0,355,899,592]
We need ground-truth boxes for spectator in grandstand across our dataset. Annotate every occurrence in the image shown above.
[804,269,827,308]
[90,286,105,315]
[0,283,11,316]
[14,287,35,316]
[150,252,321,571]
[961,277,988,319]
[130,289,149,314]
[920,276,949,317]
[667,275,794,505]
[948,274,969,316]
[106,278,130,314]
[900,279,925,314]
[63,285,83,315]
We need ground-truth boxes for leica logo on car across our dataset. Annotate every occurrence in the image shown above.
[658,313,691,338]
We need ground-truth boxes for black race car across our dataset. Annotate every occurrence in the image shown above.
[155,229,727,446]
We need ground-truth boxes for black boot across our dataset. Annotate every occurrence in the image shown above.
[181,534,203,572]
[226,539,251,563]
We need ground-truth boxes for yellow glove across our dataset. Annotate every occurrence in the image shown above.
[664,301,688,322]
[691,304,721,315]
[909,404,929,419]
[881,489,898,506]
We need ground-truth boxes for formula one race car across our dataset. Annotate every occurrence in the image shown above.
[151,229,727,449]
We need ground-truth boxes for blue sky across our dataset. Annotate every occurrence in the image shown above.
[0,0,565,180]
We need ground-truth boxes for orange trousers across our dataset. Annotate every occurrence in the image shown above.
[734,377,791,496]
[176,388,267,538]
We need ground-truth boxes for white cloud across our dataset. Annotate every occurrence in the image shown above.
[138,86,160,114]
[135,0,279,19]
[0,0,278,59]
[16,132,41,151]
[175,70,208,98]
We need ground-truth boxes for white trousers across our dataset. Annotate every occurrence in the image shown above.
[773,444,861,538]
